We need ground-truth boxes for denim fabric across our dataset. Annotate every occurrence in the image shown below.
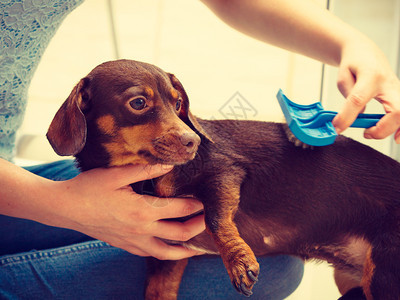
[0,160,304,299]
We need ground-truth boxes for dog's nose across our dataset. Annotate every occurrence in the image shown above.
[180,132,200,152]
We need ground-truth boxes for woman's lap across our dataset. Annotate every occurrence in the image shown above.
[0,160,304,299]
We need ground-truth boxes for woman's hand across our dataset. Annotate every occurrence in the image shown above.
[202,0,400,143]
[47,164,206,260]
[333,39,400,142]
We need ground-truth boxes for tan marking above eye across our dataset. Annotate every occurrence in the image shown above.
[144,86,154,98]
[97,115,116,135]
[170,88,179,100]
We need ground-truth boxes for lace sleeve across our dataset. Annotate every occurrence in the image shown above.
[0,0,84,162]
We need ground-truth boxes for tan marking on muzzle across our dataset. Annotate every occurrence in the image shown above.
[102,124,157,166]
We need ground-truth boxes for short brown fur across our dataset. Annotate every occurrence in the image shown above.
[47,59,400,300]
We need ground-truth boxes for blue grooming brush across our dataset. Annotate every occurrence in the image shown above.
[276,89,384,146]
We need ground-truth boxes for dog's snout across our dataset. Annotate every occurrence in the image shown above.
[180,132,200,152]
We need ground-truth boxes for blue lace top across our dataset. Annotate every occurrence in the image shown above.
[0,0,83,162]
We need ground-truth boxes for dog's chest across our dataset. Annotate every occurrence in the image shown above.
[154,163,204,198]
[154,172,177,197]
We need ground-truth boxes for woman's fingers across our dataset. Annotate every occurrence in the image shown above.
[122,236,204,260]
[141,195,204,220]
[364,108,400,141]
[144,237,204,260]
[150,214,206,241]
[333,69,376,134]
[109,164,174,188]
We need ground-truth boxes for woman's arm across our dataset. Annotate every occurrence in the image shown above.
[202,0,400,142]
[201,0,348,65]
[0,158,205,260]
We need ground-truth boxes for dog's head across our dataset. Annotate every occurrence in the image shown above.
[47,59,212,170]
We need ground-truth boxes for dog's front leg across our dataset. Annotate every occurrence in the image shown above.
[145,258,188,300]
[204,182,259,297]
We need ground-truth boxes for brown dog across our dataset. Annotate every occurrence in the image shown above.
[47,59,400,300]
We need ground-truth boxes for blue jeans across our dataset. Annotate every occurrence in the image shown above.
[0,160,304,299]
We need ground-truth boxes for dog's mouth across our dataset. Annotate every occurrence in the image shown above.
[139,145,198,165]
[101,132,200,167]
[138,132,201,165]
[103,131,201,167]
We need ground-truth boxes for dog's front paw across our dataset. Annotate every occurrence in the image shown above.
[227,248,260,297]
[232,268,259,297]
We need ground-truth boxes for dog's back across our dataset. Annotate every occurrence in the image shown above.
[188,119,400,251]
[169,118,400,299]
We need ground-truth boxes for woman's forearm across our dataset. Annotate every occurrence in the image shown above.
[201,0,367,66]
[0,158,62,226]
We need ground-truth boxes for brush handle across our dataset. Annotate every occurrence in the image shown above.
[351,113,384,128]
[304,111,384,129]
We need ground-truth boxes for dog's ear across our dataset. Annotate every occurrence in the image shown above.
[46,78,90,156]
[168,73,213,143]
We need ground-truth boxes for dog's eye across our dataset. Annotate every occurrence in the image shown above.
[175,99,182,111]
[130,98,147,110]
